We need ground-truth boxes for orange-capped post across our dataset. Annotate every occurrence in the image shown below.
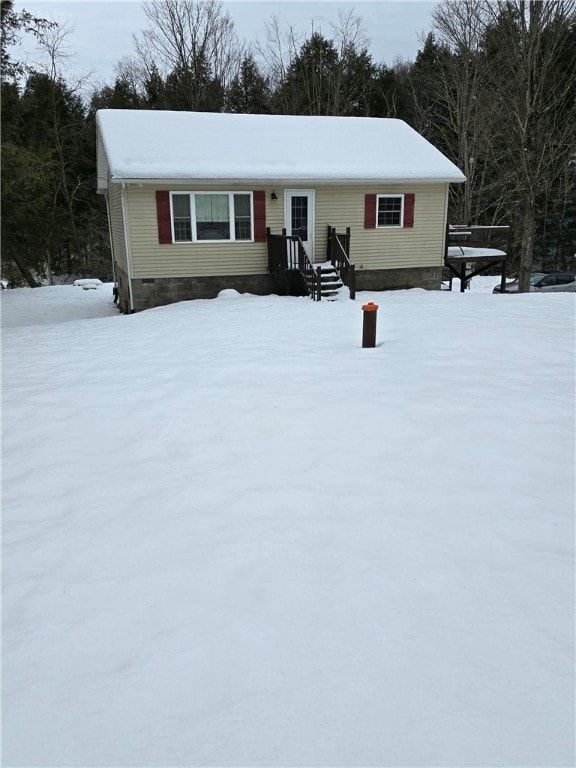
[361,302,379,348]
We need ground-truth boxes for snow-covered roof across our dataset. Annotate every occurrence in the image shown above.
[96,110,465,190]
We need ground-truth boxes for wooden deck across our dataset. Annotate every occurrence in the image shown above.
[444,224,511,292]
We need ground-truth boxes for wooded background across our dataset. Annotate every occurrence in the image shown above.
[2,0,575,291]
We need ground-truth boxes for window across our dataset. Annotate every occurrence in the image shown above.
[377,195,404,227]
[290,195,309,240]
[171,192,253,242]
[538,275,556,287]
[172,194,192,241]
[195,194,230,240]
[234,194,251,240]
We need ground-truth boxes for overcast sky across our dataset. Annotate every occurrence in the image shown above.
[14,0,438,88]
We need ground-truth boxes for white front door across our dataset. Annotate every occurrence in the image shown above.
[284,189,315,261]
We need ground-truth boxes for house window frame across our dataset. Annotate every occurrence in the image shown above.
[376,194,404,228]
[169,191,254,243]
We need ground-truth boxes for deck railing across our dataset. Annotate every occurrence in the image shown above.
[445,224,512,256]
[444,224,511,293]
[327,226,355,299]
[267,228,322,300]
[267,230,286,275]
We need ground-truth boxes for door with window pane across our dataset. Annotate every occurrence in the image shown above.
[284,189,315,260]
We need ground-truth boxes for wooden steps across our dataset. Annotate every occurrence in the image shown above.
[316,263,344,299]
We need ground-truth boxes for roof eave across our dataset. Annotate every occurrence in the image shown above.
[108,175,466,186]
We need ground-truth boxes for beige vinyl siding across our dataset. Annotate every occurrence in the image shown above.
[108,181,128,273]
[125,184,281,279]
[121,181,448,278]
[314,184,449,270]
[269,183,448,267]
[96,132,109,192]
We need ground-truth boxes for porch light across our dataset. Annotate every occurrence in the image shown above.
[271,191,278,200]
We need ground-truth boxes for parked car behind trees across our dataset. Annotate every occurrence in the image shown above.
[493,272,576,293]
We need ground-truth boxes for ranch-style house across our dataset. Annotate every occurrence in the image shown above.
[96,110,465,312]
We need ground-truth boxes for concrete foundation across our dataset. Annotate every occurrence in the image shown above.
[114,266,276,312]
[355,266,442,292]
[113,264,442,312]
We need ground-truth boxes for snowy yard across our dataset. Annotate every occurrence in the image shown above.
[2,279,575,767]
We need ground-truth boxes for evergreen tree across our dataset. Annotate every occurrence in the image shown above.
[163,53,225,111]
[1,1,57,285]
[275,32,339,115]
[334,44,378,116]
[225,54,270,113]
[90,76,143,111]
[1,0,55,83]
[17,73,92,279]
[370,61,413,122]
[144,65,167,109]
[272,31,378,117]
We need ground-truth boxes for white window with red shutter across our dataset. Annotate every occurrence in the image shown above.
[376,195,404,227]
[170,192,253,242]
[364,193,415,230]
[155,190,267,244]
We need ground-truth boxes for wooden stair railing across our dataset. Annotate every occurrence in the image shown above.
[327,226,355,299]
[267,228,322,300]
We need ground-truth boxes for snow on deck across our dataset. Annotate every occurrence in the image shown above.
[447,246,507,258]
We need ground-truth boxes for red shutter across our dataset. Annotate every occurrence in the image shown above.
[403,193,415,228]
[364,194,376,229]
[156,190,172,244]
[253,191,266,242]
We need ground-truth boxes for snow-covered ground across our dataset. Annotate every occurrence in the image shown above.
[2,278,575,767]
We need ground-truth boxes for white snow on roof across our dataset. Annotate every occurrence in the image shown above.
[96,110,465,187]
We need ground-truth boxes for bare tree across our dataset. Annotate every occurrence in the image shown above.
[254,15,301,94]
[131,0,243,109]
[430,0,494,224]
[415,0,576,288]
[482,0,576,290]
[329,10,375,117]
[30,22,94,280]
[113,55,150,101]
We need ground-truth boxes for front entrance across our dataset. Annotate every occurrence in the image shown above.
[284,189,315,260]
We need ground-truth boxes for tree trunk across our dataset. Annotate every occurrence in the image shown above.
[519,198,535,292]
[11,253,41,287]
[45,251,55,285]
